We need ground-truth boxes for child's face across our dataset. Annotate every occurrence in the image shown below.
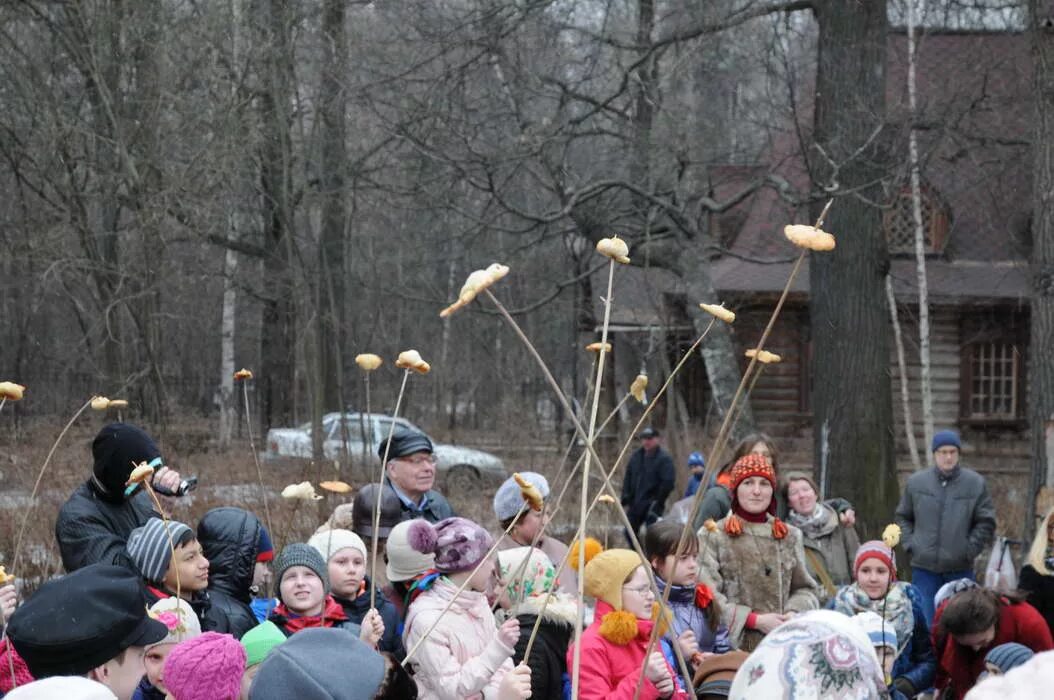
[512,510,547,545]
[144,643,175,691]
[279,566,326,615]
[164,539,210,594]
[856,558,892,600]
[467,556,496,593]
[690,465,705,476]
[328,547,367,599]
[653,551,698,588]
[620,566,655,620]
[985,661,1003,676]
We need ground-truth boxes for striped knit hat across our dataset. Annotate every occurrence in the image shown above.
[127,518,194,583]
[985,642,1035,674]
[854,540,897,580]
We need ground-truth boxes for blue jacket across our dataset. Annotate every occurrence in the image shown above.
[683,473,704,499]
[892,583,937,694]
[132,677,165,700]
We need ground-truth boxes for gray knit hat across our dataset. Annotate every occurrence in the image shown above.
[274,544,329,592]
[985,643,1035,674]
[126,518,194,583]
[493,472,549,521]
[249,628,385,699]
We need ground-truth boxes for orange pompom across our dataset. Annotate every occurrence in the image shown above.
[772,517,789,540]
[724,514,744,537]
[651,602,675,637]
[568,537,603,572]
[598,609,639,645]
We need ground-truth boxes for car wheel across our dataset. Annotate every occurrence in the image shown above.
[444,465,481,494]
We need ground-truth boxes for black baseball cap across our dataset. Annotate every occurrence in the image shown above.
[377,428,434,461]
[638,427,660,439]
[9,564,168,677]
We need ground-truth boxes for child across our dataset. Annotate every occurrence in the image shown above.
[403,517,518,700]
[134,598,202,700]
[830,538,936,698]
[162,632,246,700]
[985,642,1035,677]
[568,542,690,700]
[644,520,730,672]
[197,507,266,639]
[267,543,382,644]
[496,546,575,699]
[126,518,216,629]
[683,453,706,499]
[383,519,438,619]
[238,621,285,700]
[308,528,403,656]
[852,611,901,698]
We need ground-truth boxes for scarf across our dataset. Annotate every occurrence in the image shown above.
[273,595,348,634]
[788,503,836,540]
[831,582,914,651]
[732,503,768,524]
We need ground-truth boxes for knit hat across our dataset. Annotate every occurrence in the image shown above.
[240,621,286,668]
[146,597,202,650]
[308,529,367,562]
[724,453,786,539]
[966,650,1054,700]
[350,484,403,538]
[256,526,274,563]
[855,540,897,580]
[91,423,162,501]
[274,544,329,592]
[688,452,705,467]
[852,611,897,652]
[8,564,167,678]
[385,519,437,582]
[377,428,433,461]
[0,639,35,693]
[693,650,748,698]
[986,643,1035,674]
[5,677,117,700]
[127,517,194,583]
[497,547,556,603]
[932,429,962,452]
[407,517,493,574]
[580,548,645,611]
[493,472,549,521]
[249,628,385,700]
[163,632,246,700]
[934,578,979,610]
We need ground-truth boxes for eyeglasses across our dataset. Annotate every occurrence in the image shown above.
[622,584,656,598]
[397,455,437,466]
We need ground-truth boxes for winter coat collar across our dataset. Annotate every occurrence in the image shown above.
[197,507,262,601]
[271,595,348,634]
[512,593,578,627]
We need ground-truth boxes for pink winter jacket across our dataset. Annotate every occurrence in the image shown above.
[567,601,691,700]
[403,577,515,700]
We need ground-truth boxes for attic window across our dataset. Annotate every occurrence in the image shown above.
[883,183,950,255]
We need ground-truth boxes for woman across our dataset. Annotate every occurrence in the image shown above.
[830,539,935,698]
[783,472,860,601]
[697,453,819,651]
[934,587,1054,699]
[694,434,778,529]
[1019,507,1054,635]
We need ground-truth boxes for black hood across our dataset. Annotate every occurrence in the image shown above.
[91,423,161,502]
[197,507,261,601]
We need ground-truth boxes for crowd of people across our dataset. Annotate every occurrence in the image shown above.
[0,421,1052,699]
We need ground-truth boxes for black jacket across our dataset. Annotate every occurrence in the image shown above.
[386,479,455,524]
[55,481,157,573]
[333,577,405,659]
[621,446,675,524]
[143,584,225,634]
[512,611,572,700]
[1020,564,1054,636]
[197,507,262,640]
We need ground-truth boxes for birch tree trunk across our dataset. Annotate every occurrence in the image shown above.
[886,275,922,470]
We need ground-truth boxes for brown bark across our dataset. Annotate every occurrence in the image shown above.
[809,0,898,534]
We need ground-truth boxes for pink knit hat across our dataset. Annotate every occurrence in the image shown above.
[0,638,35,693]
[162,632,246,700]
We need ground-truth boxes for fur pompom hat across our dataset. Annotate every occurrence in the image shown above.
[407,517,493,574]
[725,453,788,540]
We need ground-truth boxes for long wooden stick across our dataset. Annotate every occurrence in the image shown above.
[629,199,833,700]
[241,381,274,540]
[370,369,411,609]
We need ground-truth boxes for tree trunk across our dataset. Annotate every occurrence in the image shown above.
[1029,0,1054,533]
[810,0,898,534]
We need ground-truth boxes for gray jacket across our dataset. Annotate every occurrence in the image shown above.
[894,465,996,573]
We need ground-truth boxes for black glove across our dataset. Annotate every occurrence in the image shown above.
[892,676,917,698]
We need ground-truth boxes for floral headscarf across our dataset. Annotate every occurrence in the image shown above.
[497,546,556,604]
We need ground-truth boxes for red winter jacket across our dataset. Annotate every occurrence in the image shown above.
[567,601,690,700]
[934,599,1054,699]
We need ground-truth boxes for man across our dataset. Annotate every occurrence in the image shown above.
[621,427,675,538]
[55,423,188,572]
[895,429,996,625]
[7,564,169,700]
[492,471,577,596]
[378,428,454,523]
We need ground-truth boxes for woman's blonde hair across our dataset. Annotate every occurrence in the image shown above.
[1026,507,1054,575]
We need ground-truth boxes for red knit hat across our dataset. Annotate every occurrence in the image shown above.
[854,540,897,581]
[725,453,786,539]
[0,639,35,693]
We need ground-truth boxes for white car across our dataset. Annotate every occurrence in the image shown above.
[263,412,507,490]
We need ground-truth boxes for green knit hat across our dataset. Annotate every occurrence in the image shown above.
[241,621,286,667]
